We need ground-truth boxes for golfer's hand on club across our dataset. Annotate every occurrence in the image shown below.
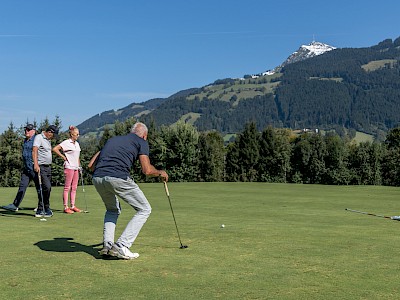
[34,163,40,173]
[159,170,168,182]
[139,155,168,181]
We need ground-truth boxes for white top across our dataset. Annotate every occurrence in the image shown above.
[59,138,81,170]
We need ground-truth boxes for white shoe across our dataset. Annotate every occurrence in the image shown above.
[391,216,400,221]
[109,244,139,260]
[2,203,18,212]
[98,247,111,256]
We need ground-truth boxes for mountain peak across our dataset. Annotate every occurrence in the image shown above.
[301,41,336,56]
[257,41,336,77]
[280,41,336,68]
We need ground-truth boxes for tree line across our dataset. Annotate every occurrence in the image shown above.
[2,117,400,187]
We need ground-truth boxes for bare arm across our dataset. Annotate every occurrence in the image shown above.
[88,151,100,172]
[52,144,67,162]
[32,146,40,173]
[139,155,168,182]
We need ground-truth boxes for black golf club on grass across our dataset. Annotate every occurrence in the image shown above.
[163,181,188,249]
[38,172,47,222]
[345,208,397,220]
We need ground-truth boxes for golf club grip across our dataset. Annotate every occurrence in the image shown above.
[38,171,42,185]
[164,181,170,196]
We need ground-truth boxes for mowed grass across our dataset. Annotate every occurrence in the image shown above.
[1,182,400,299]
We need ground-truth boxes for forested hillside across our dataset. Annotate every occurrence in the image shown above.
[77,97,166,135]
[275,38,400,136]
[78,37,400,140]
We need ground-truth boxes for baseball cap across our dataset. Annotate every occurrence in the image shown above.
[46,125,59,137]
[24,124,35,131]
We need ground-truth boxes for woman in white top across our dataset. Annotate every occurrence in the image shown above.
[53,126,82,214]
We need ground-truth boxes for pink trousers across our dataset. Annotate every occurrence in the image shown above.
[63,168,79,207]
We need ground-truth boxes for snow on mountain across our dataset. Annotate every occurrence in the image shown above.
[281,41,336,67]
[249,41,336,78]
[302,42,336,55]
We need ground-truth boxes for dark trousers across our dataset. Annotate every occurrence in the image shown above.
[34,165,52,210]
[13,169,36,208]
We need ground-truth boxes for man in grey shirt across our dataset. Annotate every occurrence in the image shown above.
[33,125,59,217]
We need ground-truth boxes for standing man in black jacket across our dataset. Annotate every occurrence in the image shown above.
[2,124,37,212]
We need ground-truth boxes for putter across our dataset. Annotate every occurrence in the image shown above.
[80,169,89,213]
[163,181,188,249]
[38,173,47,222]
[345,208,396,220]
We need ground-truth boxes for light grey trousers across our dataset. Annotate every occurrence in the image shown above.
[92,176,152,249]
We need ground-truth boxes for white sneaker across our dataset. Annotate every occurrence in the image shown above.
[109,244,139,260]
[391,216,400,221]
[2,203,18,212]
[98,246,112,256]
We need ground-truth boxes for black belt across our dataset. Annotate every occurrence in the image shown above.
[40,164,51,167]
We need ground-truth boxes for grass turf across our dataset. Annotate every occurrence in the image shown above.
[1,182,400,299]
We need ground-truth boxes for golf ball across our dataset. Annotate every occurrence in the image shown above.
[221,224,225,228]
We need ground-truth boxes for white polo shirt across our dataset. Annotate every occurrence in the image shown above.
[59,138,81,170]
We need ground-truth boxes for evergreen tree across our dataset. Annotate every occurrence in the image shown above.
[225,141,241,182]
[236,122,260,182]
[258,127,292,182]
[382,127,400,186]
[0,123,24,187]
[98,125,113,149]
[324,134,351,184]
[160,122,199,182]
[348,142,383,185]
[197,131,225,182]
[290,133,327,184]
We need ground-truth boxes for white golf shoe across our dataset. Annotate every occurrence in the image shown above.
[109,244,139,260]
[391,216,400,221]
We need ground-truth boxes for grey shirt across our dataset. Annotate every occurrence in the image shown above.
[33,132,52,165]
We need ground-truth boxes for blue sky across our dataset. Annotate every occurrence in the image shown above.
[1,0,399,133]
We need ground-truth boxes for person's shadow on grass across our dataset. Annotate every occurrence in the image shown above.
[1,207,63,218]
[34,237,107,259]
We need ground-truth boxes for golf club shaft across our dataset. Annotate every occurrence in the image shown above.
[164,181,185,247]
[80,170,88,212]
[38,171,46,219]
[345,208,392,219]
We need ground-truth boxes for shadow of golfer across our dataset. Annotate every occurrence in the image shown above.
[34,237,104,259]
[0,210,33,218]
